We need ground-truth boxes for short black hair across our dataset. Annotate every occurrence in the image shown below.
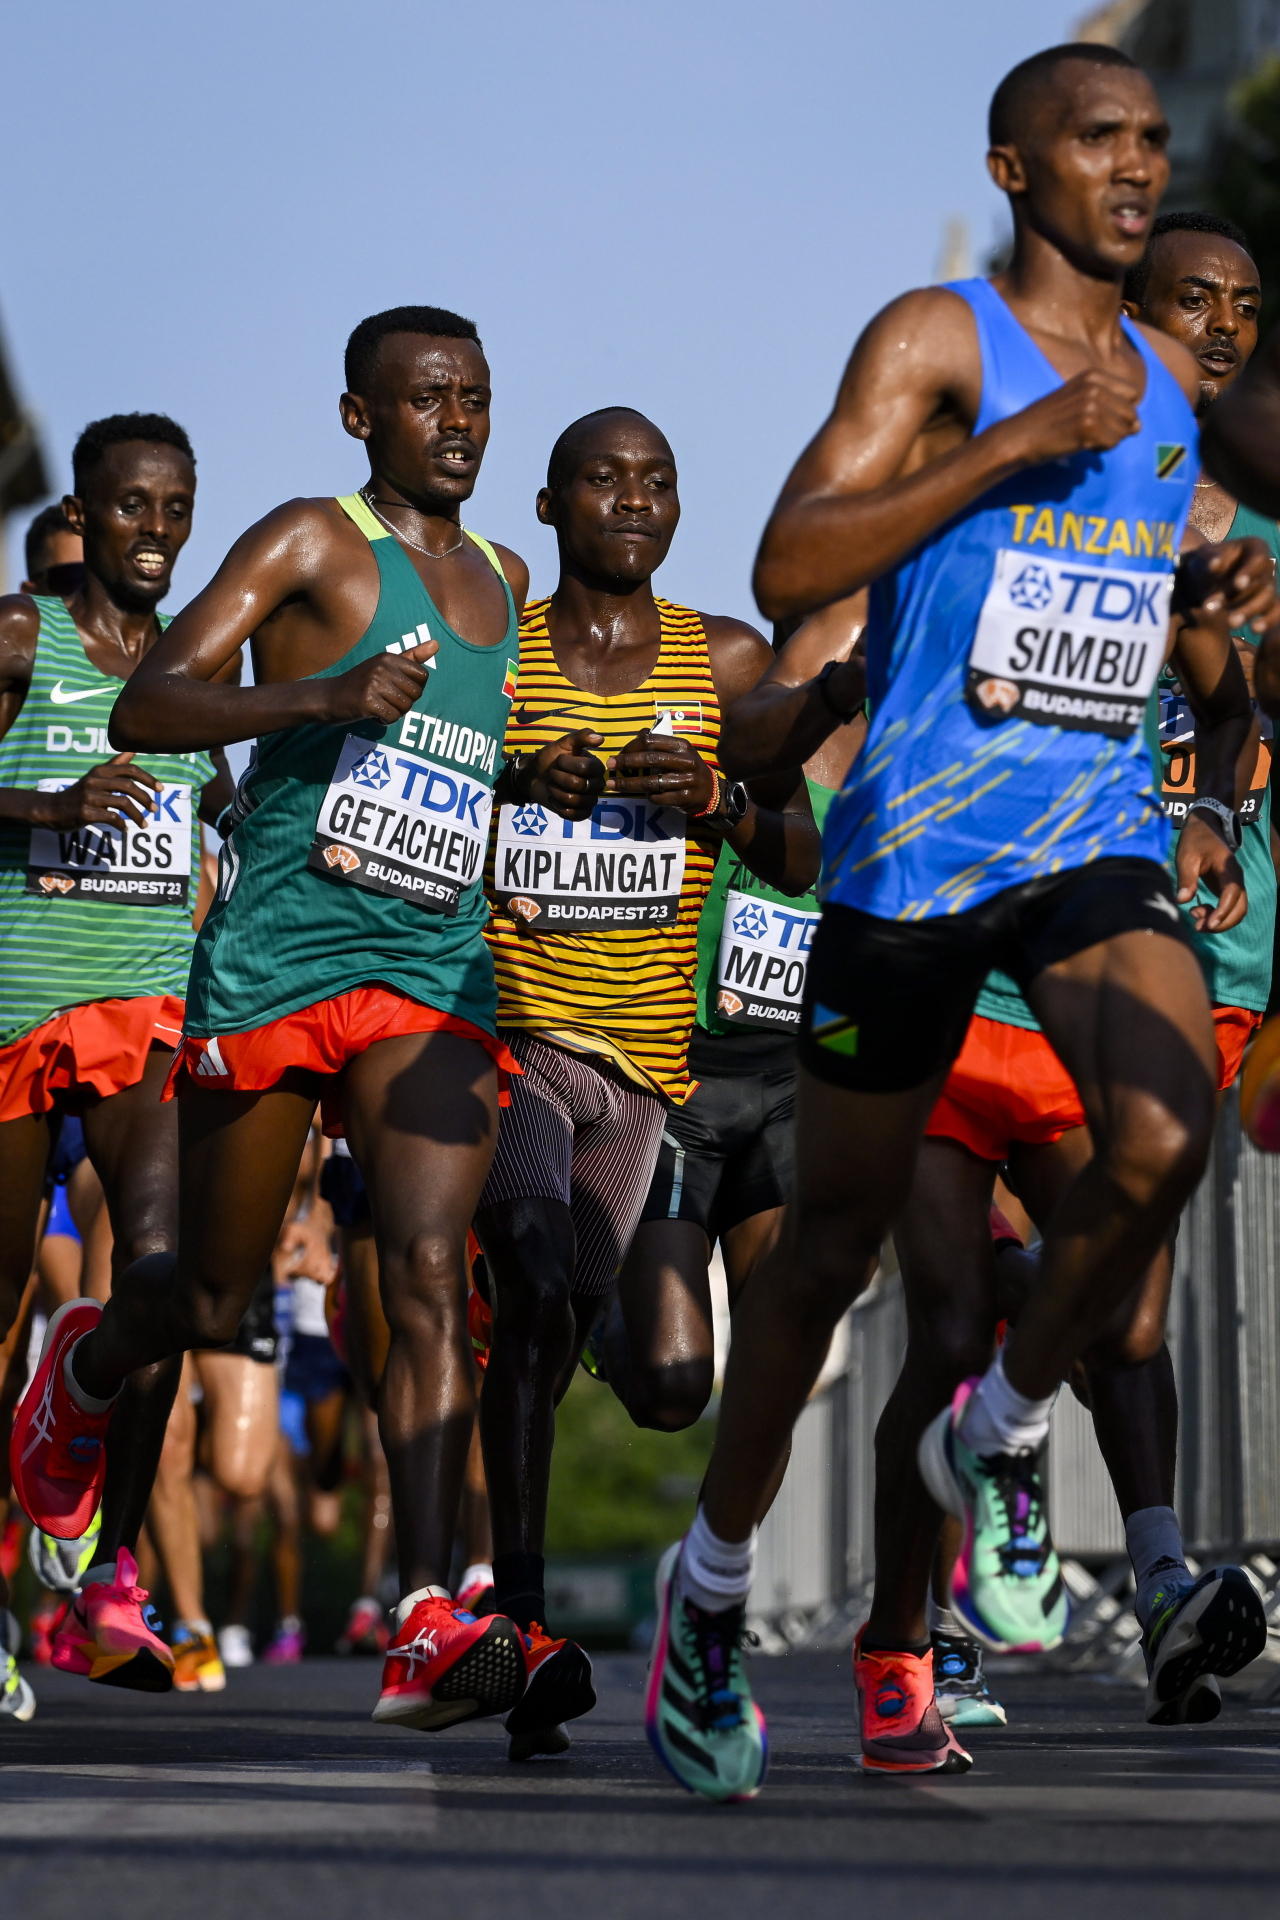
[344,306,481,393]
[989,42,1140,148]
[1123,209,1258,306]
[71,413,195,496]
[545,407,667,493]
[24,504,75,580]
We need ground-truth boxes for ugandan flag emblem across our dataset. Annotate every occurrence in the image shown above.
[1156,442,1188,481]
[502,659,518,702]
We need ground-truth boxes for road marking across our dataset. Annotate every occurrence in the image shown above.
[0,1763,433,1789]
[917,1784,1280,1823]
[0,1762,436,1838]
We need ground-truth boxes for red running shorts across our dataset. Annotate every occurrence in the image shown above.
[0,994,186,1124]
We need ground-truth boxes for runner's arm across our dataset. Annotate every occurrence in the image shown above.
[719,594,868,781]
[110,500,439,752]
[753,288,1150,621]
[1168,592,1254,932]
[1202,326,1280,515]
[724,769,821,896]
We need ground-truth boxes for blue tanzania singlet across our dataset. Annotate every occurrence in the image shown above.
[821,277,1199,922]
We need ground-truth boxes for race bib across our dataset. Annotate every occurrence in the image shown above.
[308,734,491,916]
[715,889,819,1030]
[494,797,687,929]
[1159,681,1271,827]
[966,549,1170,739]
[27,778,192,905]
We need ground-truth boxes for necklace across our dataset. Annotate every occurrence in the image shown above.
[360,487,465,558]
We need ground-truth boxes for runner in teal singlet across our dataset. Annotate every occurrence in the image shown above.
[0,415,236,1711]
[11,306,608,1736]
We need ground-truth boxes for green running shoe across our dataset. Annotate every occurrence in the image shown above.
[1143,1564,1267,1724]
[645,1541,767,1802]
[1,1612,34,1723]
[918,1382,1068,1654]
[577,1306,608,1383]
[931,1630,1008,1728]
[28,1506,102,1594]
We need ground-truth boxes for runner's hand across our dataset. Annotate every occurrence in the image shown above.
[1176,810,1247,932]
[1255,619,1280,717]
[998,368,1141,467]
[321,639,439,725]
[607,731,716,815]
[33,752,161,832]
[522,730,606,821]
[1178,537,1277,633]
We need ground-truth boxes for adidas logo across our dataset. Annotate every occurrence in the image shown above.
[193,1038,229,1079]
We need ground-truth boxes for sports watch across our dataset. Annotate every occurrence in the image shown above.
[720,780,749,830]
[1188,796,1243,851]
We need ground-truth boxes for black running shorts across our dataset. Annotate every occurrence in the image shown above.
[228,1268,278,1365]
[799,856,1191,1094]
[639,1038,795,1243]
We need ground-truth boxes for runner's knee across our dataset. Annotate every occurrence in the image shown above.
[1101,1104,1211,1213]
[786,1212,881,1325]
[627,1357,714,1432]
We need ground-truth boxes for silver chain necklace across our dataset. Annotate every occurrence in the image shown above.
[360,486,465,558]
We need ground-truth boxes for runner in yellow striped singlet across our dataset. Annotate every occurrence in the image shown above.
[472,408,819,1757]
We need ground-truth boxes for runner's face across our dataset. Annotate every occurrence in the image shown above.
[344,335,492,511]
[65,443,195,612]
[537,424,680,585]
[991,64,1170,277]
[1133,233,1260,413]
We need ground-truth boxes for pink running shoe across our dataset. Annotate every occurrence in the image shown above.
[10,1301,113,1540]
[335,1597,388,1656]
[51,1547,174,1691]
[262,1619,306,1664]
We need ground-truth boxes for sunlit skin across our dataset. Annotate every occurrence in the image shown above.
[21,525,83,595]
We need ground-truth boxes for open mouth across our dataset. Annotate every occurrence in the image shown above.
[1200,350,1239,376]
[436,445,474,470]
[131,548,169,578]
[1110,199,1149,238]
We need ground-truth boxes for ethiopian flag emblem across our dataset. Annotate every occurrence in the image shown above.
[502,659,518,702]
[1155,442,1188,480]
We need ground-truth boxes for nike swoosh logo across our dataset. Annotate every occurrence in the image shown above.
[49,681,107,706]
[511,702,596,729]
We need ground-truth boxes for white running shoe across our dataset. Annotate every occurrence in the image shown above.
[217,1623,254,1669]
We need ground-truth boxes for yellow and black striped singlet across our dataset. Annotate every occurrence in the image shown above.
[484,597,721,1103]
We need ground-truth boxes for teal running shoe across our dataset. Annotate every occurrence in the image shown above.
[1,1611,34,1722]
[931,1630,1007,1728]
[28,1506,102,1594]
[1143,1564,1267,1725]
[645,1541,767,1802]
[918,1382,1068,1654]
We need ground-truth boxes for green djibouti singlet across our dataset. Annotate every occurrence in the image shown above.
[184,495,519,1040]
[0,598,214,1049]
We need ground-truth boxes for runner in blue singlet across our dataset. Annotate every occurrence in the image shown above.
[644,42,1278,1803]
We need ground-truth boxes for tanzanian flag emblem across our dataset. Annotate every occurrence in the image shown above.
[503,659,518,702]
[1156,442,1188,480]
[810,1004,859,1057]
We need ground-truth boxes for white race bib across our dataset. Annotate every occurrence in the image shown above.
[965,549,1170,738]
[494,797,687,930]
[27,778,192,905]
[308,734,491,916]
[714,888,819,1029]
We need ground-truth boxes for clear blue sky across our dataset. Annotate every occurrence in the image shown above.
[3,0,1081,630]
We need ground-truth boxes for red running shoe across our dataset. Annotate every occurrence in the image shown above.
[372,1594,525,1730]
[853,1625,972,1774]
[51,1547,174,1691]
[504,1623,596,1760]
[0,1517,22,1583]
[10,1301,113,1540]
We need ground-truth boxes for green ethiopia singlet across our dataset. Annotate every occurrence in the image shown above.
[694,780,834,1036]
[185,496,518,1039]
[0,598,214,1049]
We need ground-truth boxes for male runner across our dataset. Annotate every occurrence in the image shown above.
[21,505,83,597]
[645,44,1272,1800]
[0,414,235,1712]
[10,306,604,1735]
[471,406,819,1757]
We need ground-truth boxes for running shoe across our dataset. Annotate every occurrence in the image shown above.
[217,1623,254,1669]
[0,1619,34,1723]
[262,1619,305,1665]
[1143,1565,1268,1725]
[50,1547,174,1691]
[9,1300,113,1539]
[0,1517,22,1583]
[336,1596,389,1656]
[172,1625,227,1693]
[467,1285,492,1373]
[372,1595,525,1731]
[918,1382,1068,1654]
[645,1540,767,1802]
[988,1204,1024,1257]
[577,1306,608,1383]
[931,1628,1008,1727]
[454,1568,495,1617]
[28,1603,67,1667]
[853,1626,972,1772]
[505,1623,596,1760]
[28,1508,102,1593]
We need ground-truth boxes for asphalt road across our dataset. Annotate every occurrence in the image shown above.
[4,1651,1280,1919]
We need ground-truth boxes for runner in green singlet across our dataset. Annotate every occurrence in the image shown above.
[0,415,236,1712]
[11,305,605,1735]
[593,596,865,1443]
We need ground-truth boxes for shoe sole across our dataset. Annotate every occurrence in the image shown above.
[90,1647,174,1694]
[2,1680,36,1723]
[505,1643,596,1743]
[939,1697,1008,1728]
[508,1720,571,1761]
[1148,1673,1221,1727]
[10,1301,105,1540]
[373,1617,526,1730]
[174,1669,228,1694]
[1146,1569,1267,1717]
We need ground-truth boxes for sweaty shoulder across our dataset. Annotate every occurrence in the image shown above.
[836,285,982,408]
[700,613,774,707]
[1132,321,1200,413]
[487,542,529,614]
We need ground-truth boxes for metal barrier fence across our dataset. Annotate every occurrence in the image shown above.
[749,1089,1280,1624]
